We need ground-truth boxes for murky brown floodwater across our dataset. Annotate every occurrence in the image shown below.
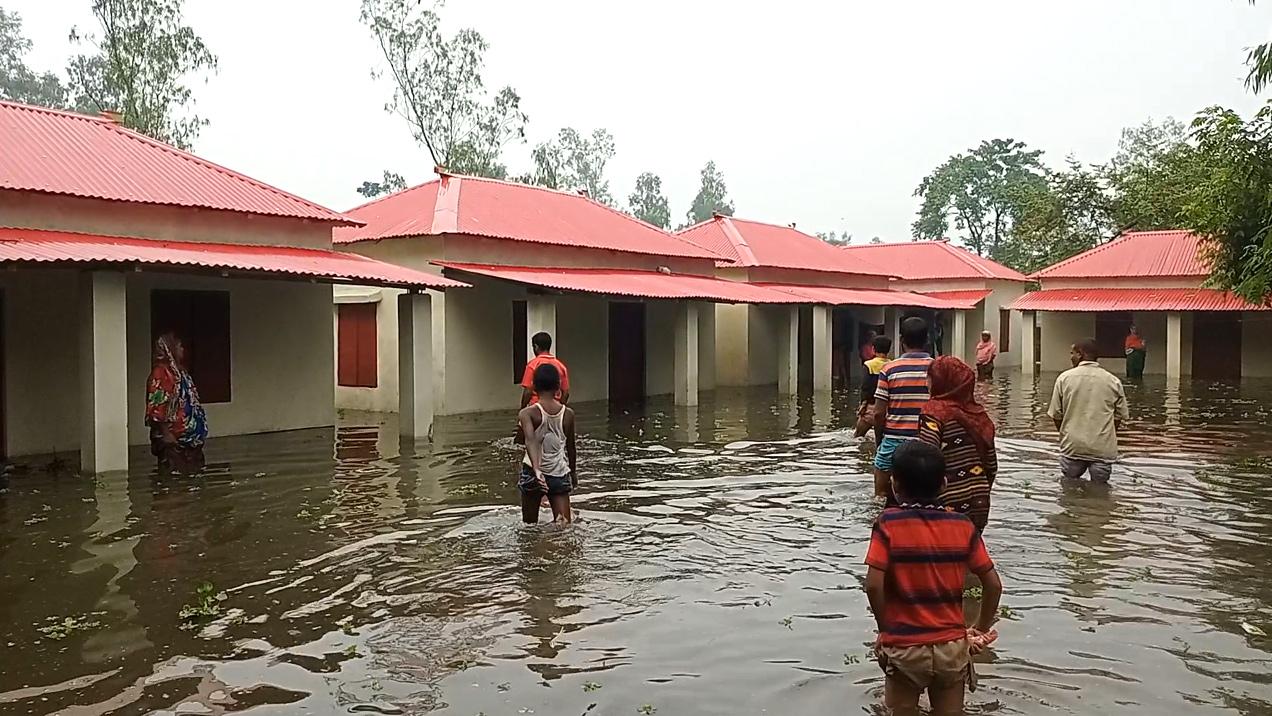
[3,373,1272,715]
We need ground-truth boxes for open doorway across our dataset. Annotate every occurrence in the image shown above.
[608,302,646,403]
[1192,312,1242,380]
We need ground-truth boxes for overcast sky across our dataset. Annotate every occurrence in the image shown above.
[10,0,1272,240]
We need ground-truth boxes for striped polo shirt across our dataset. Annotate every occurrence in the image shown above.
[865,507,994,647]
[874,352,933,438]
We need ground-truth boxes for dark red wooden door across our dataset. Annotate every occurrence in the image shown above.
[337,303,378,388]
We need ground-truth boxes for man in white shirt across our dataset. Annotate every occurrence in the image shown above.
[1047,338,1129,483]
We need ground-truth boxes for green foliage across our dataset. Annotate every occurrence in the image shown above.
[627,172,670,228]
[913,138,1047,259]
[685,160,734,227]
[1106,118,1193,230]
[816,230,853,246]
[1174,105,1272,304]
[361,0,526,178]
[0,8,69,108]
[520,127,616,203]
[356,170,408,199]
[1002,158,1117,274]
[67,0,218,150]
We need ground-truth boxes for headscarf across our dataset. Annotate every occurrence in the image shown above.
[924,356,995,460]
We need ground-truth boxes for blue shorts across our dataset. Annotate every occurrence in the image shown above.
[873,436,912,472]
[518,465,572,496]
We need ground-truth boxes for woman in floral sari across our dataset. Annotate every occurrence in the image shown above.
[146,333,208,473]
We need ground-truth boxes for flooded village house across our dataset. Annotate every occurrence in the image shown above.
[332,173,813,415]
[0,100,462,473]
[838,239,1031,368]
[1010,230,1272,379]
[675,216,969,391]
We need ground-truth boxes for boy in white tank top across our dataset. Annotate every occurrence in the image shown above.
[516,363,578,523]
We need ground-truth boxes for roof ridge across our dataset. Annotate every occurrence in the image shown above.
[935,241,996,279]
[344,177,441,213]
[0,99,112,124]
[715,216,760,266]
[96,120,351,224]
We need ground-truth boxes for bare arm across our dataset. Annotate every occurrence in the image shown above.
[872,397,888,435]
[974,568,1002,633]
[520,387,533,409]
[519,409,543,475]
[865,567,888,633]
[561,389,571,405]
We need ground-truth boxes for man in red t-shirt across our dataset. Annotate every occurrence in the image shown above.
[520,332,570,408]
[865,440,1003,714]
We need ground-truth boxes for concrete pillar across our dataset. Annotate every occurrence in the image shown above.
[697,302,717,391]
[398,292,434,439]
[1166,311,1183,381]
[884,306,900,351]
[777,305,800,394]
[674,302,699,406]
[79,271,129,475]
[812,305,833,392]
[1021,311,1036,376]
[527,293,557,355]
[952,310,969,364]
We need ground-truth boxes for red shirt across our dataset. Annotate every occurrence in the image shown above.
[521,353,570,405]
[865,507,994,647]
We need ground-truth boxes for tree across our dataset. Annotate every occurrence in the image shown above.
[361,0,526,179]
[1246,1,1272,92]
[816,230,853,246]
[67,0,217,150]
[356,170,407,199]
[0,8,69,108]
[523,127,616,203]
[1105,118,1194,230]
[1001,158,1117,274]
[628,171,670,228]
[685,160,734,227]
[1172,105,1272,304]
[913,139,1048,259]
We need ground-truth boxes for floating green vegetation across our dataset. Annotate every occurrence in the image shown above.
[843,653,860,665]
[178,581,225,628]
[37,613,104,640]
[779,617,793,630]
[998,605,1019,620]
[637,705,657,715]
[963,586,983,599]
[583,681,603,692]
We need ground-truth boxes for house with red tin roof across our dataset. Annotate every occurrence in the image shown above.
[0,99,462,472]
[676,216,969,390]
[840,240,1031,369]
[1007,230,1271,380]
[334,172,818,415]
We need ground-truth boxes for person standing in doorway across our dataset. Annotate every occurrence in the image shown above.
[146,333,208,474]
[872,317,934,499]
[1048,338,1129,484]
[975,331,998,380]
[1124,326,1146,380]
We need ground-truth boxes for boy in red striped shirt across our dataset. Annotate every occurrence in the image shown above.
[865,440,1003,714]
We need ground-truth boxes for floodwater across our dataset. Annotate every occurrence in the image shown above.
[3,374,1272,715]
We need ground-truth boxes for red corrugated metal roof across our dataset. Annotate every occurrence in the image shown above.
[919,289,994,309]
[1032,231,1208,279]
[758,283,967,309]
[0,227,465,290]
[435,262,801,303]
[0,100,356,225]
[676,216,890,276]
[840,241,1030,282]
[1007,288,1267,312]
[336,174,719,261]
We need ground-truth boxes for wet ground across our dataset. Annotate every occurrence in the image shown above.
[3,373,1272,715]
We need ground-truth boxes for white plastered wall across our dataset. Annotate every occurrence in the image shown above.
[0,269,335,458]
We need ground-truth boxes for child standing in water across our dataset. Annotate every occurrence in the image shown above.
[865,441,1002,715]
[516,364,578,523]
